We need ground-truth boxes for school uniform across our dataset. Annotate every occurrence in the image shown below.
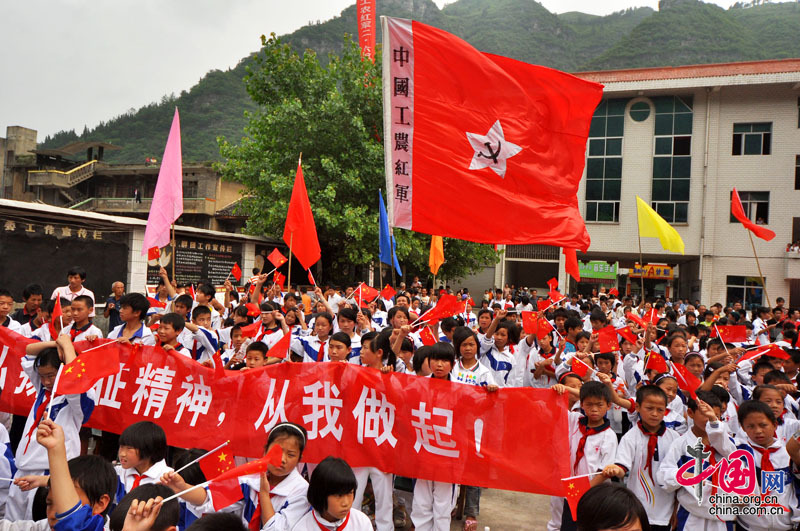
[478,335,524,387]
[190,302,222,330]
[752,317,769,346]
[0,424,16,519]
[451,359,497,388]
[410,479,458,531]
[614,422,679,527]
[254,325,285,350]
[7,354,96,521]
[353,466,393,531]
[189,327,219,364]
[663,405,688,435]
[461,312,477,328]
[61,322,103,342]
[163,342,192,359]
[107,323,156,346]
[17,321,36,338]
[548,412,618,531]
[346,333,362,362]
[30,323,64,342]
[0,317,22,335]
[371,310,388,331]
[42,503,104,531]
[114,459,173,504]
[292,508,373,531]
[658,422,738,531]
[291,333,330,363]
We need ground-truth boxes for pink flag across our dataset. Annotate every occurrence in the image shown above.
[142,108,183,255]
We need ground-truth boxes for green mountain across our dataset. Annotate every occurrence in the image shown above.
[40,0,800,163]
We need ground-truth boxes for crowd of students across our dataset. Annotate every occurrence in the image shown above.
[1,265,800,530]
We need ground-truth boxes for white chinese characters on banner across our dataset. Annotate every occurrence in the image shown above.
[411,401,459,458]
[132,363,176,418]
[352,387,397,448]
[302,381,343,441]
[174,374,212,427]
[254,379,289,433]
[14,371,35,397]
[95,364,128,409]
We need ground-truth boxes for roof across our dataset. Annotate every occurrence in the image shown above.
[574,58,800,91]
[0,198,277,243]
[216,197,250,218]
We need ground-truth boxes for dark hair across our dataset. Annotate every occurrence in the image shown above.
[684,352,704,367]
[192,305,212,320]
[196,284,215,299]
[452,326,478,359]
[738,400,777,426]
[576,483,650,531]
[594,352,616,369]
[753,384,781,401]
[579,381,612,404]
[786,349,800,364]
[283,293,298,303]
[109,484,178,531]
[427,342,456,365]
[763,369,791,386]
[22,284,43,299]
[337,308,357,324]
[314,312,334,328]
[72,295,94,309]
[360,331,378,352]
[564,316,583,333]
[413,346,430,373]
[558,372,583,385]
[68,455,117,515]
[45,298,71,314]
[440,316,462,334]
[387,306,410,325]
[496,320,521,345]
[575,331,592,343]
[307,457,358,514]
[160,312,185,332]
[260,301,276,312]
[67,266,87,280]
[589,310,607,325]
[687,390,722,412]
[119,293,150,321]
[752,360,775,376]
[174,294,194,309]
[702,362,724,380]
[119,421,167,464]
[709,385,730,407]
[266,422,308,457]
[186,513,247,531]
[246,341,268,357]
[665,334,687,348]
[34,348,62,371]
[635,384,667,406]
[371,329,397,368]
[171,449,206,486]
[329,331,351,348]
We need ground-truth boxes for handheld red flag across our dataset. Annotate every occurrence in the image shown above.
[644,351,668,374]
[283,159,321,270]
[671,361,701,400]
[537,299,551,312]
[548,289,563,304]
[273,271,286,291]
[267,332,291,360]
[206,445,283,510]
[380,284,396,300]
[562,475,591,520]
[711,325,748,344]
[56,343,121,395]
[419,327,437,346]
[186,285,195,300]
[615,326,639,346]
[521,311,537,335]
[267,248,289,269]
[356,285,380,303]
[147,247,161,261]
[625,312,647,329]
[547,278,559,291]
[608,288,619,297]
[597,326,619,353]
[466,297,476,307]
[645,308,660,325]
[199,446,239,511]
[307,270,316,287]
[230,263,242,282]
[382,17,601,249]
[563,248,581,282]
[731,188,775,241]
[572,356,592,378]
[146,297,167,309]
[49,296,64,338]
[244,303,260,317]
[240,321,262,339]
[738,344,789,364]
[535,317,555,340]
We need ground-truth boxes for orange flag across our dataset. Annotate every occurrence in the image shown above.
[429,235,444,276]
[283,158,321,269]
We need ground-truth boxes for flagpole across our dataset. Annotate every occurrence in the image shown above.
[171,224,176,281]
[287,233,293,293]
[173,440,229,475]
[747,230,771,308]
[637,228,645,305]
[390,227,397,289]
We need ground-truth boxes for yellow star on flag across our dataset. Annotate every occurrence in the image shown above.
[218,452,228,462]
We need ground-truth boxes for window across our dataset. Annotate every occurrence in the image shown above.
[651,96,692,223]
[732,123,771,155]
[585,99,627,222]
[730,191,769,225]
[726,275,764,310]
[795,155,800,190]
[629,101,650,122]
[183,181,198,198]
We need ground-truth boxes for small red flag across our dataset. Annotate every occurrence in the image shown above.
[147,247,161,261]
[466,297,476,307]
[273,271,286,291]
[240,321,261,339]
[572,356,592,378]
[548,289,563,304]
[419,327,437,346]
[56,343,121,395]
[244,303,260,317]
[199,446,239,511]
[52,296,63,325]
[267,248,288,269]
[535,317,554,340]
[521,311,537,334]
[146,297,167,309]
[186,285,195,300]
[597,326,619,353]
[625,312,647,329]
[645,308,660,325]
[616,326,639,346]
[739,344,789,364]
[267,332,291,360]
[380,284,396,300]
[671,361,701,400]
[563,249,580,282]
[307,269,316,287]
[283,160,321,270]
[731,187,776,241]
[547,278,559,291]
[608,288,619,297]
[561,476,591,520]
[355,284,380,303]
[537,299,551,312]
[230,263,242,282]
[206,445,283,509]
[711,325,748,344]
[644,351,668,374]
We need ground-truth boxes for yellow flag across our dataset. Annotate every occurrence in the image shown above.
[636,196,684,254]
[429,235,444,275]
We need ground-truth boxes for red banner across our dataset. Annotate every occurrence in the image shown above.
[0,328,568,495]
[357,0,376,62]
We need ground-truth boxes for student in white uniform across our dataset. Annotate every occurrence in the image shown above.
[114,421,174,504]
[106,293,156,346]
[478,309,524,387]
[293,456,373,531]
[60,295,103,342]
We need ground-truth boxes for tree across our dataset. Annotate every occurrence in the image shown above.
[217,34,497,285]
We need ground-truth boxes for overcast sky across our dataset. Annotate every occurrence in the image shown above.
[1,0,740,139]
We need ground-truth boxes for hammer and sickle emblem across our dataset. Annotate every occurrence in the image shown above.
[477,141,502,164]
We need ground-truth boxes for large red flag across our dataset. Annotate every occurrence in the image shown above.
[283,160,321,270]
[563,248,580,283]
[382,17,602,248]
[731,188,775,241]
[357,0,376,62]
[57,343,121,395]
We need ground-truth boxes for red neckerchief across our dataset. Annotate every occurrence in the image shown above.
[752,444,779,472]
[69,322,92,340]
[24,390,51,453]
[638,421,666,480]
[703,443,719,495]
[249,492,279,531]
[312,510,350,531]
[778,409,788,426]
[574,417,611,474]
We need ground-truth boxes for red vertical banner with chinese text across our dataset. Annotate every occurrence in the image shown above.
[358,0,376,62]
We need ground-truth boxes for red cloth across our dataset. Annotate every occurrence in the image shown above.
[57,342,121,395]
[596,326,619,353]
[419,327,437,346]
[23,390,50,453]
[561,475,590,521]
[268,333,291,360]
[711,325,747,343]
[638,422,664,480]
[131,474,145,490]
[383,18,601,248]
[753,446,779,472]
[574,420,607,473]
[671,362,701,399]
[357,0,376,62]
[380,285,396,301]
[731,187,776,241]
[616,326,639,346]
[267,248,288,268]
[240,321,261,338]
[307,270,316,287]
[563,249,580,282]
[146,297,167,309]
[644,352,668,374]
[230,263,242,282]
[199,446,240,511]
[739,344,790,364]
[283,162,321,269]
[147,247,161,261]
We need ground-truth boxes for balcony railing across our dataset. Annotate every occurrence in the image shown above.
[71,197,215,215]
[785,251,800,280]
[28,160,98,188]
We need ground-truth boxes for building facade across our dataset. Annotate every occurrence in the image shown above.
[493,59,800,308]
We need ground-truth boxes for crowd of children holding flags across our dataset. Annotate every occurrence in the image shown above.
[2,260,800,531]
